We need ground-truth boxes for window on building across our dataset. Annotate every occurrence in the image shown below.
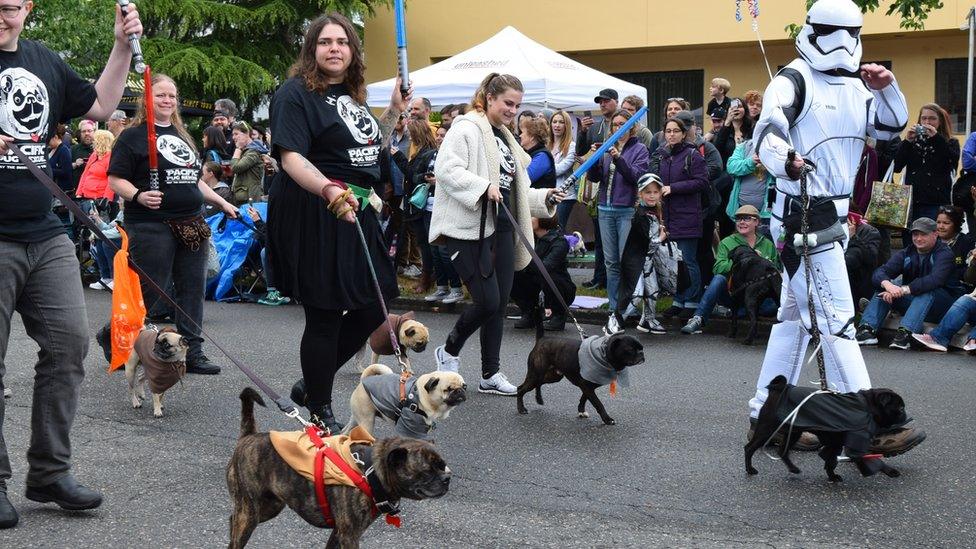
[611,70,704,132]
[935,58,973,133]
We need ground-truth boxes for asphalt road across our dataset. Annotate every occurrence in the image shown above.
[1,290,974,548]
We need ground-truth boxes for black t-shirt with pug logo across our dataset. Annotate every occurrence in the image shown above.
[0,40,97,242]
[492,126,515,233]
[270,78,381,188]
[108,123,204,223]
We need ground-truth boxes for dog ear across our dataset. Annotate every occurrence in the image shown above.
[405,327,416,338]
[387,447,409,470]
[179,336,188,348]
[424,376,440,393]
[159,326,177,334]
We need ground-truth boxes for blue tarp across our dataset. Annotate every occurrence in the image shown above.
[206,202,266,302]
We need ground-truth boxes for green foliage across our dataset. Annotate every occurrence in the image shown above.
[25,0,391,116]
[786,0,943,38]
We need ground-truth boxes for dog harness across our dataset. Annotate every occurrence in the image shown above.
[368,312,416,356]
[578,335,631,395]
[361,372,432,440]
[269,426,401,529]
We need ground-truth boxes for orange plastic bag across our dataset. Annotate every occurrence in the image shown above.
[109,226,146,371]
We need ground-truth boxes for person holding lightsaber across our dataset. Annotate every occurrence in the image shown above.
[0,0,143,528]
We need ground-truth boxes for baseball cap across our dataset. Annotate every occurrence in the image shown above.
[909,217,937,234]
[594,88,618,103]
[213,109,229,118]
[674,110,696,129]
[735,205,760,218]
[637,173,662,192]
[711,106,728,120]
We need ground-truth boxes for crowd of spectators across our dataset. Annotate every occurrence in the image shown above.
[53,73,976,355]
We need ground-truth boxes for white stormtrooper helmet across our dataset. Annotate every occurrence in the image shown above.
[796,0,864,73]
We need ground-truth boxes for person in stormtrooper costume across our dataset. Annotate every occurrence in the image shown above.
[749,0,924,455]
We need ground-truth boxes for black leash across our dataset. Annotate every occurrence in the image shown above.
[498,200,586,341]
[8,143,308,425]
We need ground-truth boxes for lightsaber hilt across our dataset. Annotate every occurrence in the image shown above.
[116,0,146,74]
[149,169,159,192]
[397,47,409,97]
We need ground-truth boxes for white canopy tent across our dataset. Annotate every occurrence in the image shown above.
[366,26,646,113]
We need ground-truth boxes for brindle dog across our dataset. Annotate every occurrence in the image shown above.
[226,388,451,549]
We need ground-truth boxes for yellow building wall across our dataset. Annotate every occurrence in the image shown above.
[364,1,972,130]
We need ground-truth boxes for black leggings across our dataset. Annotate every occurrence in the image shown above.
[301,303,385,407]
[443,233,514,378]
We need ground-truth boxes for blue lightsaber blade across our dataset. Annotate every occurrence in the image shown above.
[394,0,409,97]
[558,106,648,195]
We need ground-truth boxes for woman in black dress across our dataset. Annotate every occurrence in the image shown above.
[269,13,410,432]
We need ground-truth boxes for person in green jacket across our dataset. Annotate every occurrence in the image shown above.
[681,205,779,334]
[725,139,775,238]
[230,122,267,205]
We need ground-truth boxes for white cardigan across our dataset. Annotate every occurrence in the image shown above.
[430,111,555,270]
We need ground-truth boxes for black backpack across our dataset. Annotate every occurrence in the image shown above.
[686,144,722,217]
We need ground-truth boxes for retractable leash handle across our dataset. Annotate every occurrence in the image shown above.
[116,0,146,74]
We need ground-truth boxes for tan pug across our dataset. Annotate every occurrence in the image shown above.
[354,311,430,371]
[344,364,466,441]
[124,327,188,418]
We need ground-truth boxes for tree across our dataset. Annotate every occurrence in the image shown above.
[26,0,392,116]
[787,0,944,36]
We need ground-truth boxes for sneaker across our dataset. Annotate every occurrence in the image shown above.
[441,287,464,304]
[603,314,623,336]
[478,372,517,396]
[889,328,911,350]
[855,325,878,345]
[911,333,947,352]
[186,355,221,375]
[582,280,605,290]
[3,387,10,398]
[88,279,113,291]
[638,317,666,335]
[434,344,460,373]
[869,425,926,457]
[964,339,976,352]
[257,289,289,306]
[661,305,682,319]
[681,316,704,335]
[424,286,449,302]
[402,265,422,278]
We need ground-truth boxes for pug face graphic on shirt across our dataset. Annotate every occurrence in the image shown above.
[0,67,50,142]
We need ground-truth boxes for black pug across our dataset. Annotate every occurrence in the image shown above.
[745,375,908,482]
[727,245,781,345]
[516,310,644,425]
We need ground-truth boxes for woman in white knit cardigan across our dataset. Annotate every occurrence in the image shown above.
[430,73,564,395]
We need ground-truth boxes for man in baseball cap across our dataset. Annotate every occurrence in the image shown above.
[856,216,961,350]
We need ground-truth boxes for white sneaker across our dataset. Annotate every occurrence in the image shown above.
[441,287,464,304]
[89,279,113,291]
[425,286,449,302]
[603,314,623,336]
[434,344,460,373]
[478,372,517,396]
[402,265,422,278]
[639,317,667,335]
[3,387,10,398]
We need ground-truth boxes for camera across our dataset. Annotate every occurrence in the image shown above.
[731,98,742,109]
[913,124,927,141]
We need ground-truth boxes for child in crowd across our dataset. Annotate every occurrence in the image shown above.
[605,174,669,335]
[707,77,732,118]
[202,160,233,215]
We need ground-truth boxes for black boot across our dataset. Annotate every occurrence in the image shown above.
[308,403,344,435]
[514,309,535,329]
[95,324,111,364]
[0,490,18,529]
[186,353,221,375]
[543,315,566,331]
[25,475,102,511]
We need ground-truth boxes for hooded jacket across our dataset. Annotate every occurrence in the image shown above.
[586,136,650,209]
[231,141,267,204]
[658,141,708,239]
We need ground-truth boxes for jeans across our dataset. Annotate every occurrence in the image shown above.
[444,233,514,378]
[928,295,976,346]
[411,216,434,276]
[694,274,777,323]
[126,221,208,357]
[861,287,956,333]
[673,238,701,309]
[0,234,89,488]
[423,212,460,288]
[90,238,121,280]
[590,214,606,285]
[556,200,575,230]
[598,206,633,311]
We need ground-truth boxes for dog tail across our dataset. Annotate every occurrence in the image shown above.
[360,363,394,381]
[238,387,266,438]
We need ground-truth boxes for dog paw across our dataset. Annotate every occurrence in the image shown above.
[828,474,843,482]
[746,467,758,475]
[602,418,616,426]
[153,409,163,418]
[884,468,901,478]
[788,466,801,474]
[518,408,528,415]
[577,412,590,419]
[131,399,143,409]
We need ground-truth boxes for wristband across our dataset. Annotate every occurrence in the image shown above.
[132,189,144,203]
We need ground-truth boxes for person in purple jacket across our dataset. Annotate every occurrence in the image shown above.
[657,117,709,318]
[586,110,650,312]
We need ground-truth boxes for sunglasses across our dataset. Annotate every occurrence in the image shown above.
[735,215,759,222]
